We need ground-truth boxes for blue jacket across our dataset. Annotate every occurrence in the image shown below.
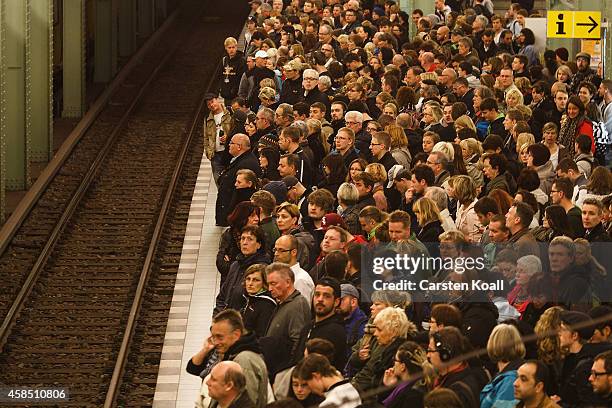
[480,359,522,408]
[344,307,368,356]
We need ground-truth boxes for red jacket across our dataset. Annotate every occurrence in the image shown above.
[576,119,595,153]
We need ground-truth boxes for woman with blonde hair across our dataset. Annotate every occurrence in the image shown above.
[453,115,477,134]
[386,123,412,166]
[413,197,444,257]
[555,65,572,84]
[534,306,565,395]
[460,138,484,188]
[480,324,526,408]
[423,103,444,132]
[382,103,398,119]
[449,175,483,243]
[505,88,524,109]
[365,163,388,211]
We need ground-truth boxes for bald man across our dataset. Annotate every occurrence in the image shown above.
[206,361,255,408]
[215,133,261,226]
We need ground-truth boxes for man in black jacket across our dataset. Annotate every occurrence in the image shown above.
[302,69,330,111]
[220,37,247,105]
[558,311,612,406]
[296,278,347,370]
[216,134,261,226]
[279,59,303,105]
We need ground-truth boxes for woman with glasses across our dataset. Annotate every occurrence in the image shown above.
[346,158,368,184]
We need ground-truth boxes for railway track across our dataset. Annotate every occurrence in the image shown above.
[0,0,247,406]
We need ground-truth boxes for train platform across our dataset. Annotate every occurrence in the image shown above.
[152,159,222,408]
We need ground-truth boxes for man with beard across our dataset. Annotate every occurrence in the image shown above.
[329,101,347,144]
[589,351,612,406]
[570,52,602,95]
[296,277,347,370]
[338,284,367,358]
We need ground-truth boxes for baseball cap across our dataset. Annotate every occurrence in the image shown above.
[340,283,360,299]
[262,181,287,204]
[281,176,300,189]
[283,59,302,72]
[255,50,269,59]
[387,164,405,189]
[321,213,347,231]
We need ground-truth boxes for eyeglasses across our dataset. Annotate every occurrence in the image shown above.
[303,77,318,81]
[370,142,383,147]
[273,248,294,253]
[591,371,611,377]
[345,121,359,125]
[426,348,439,353]
[426,160,439,165]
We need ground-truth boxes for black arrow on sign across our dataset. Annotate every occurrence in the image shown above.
[576,16,599,34]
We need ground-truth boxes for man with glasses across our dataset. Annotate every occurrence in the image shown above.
[370,131,397,172]
[341,9,360,35]
[558,311,612,406]
[590,350,612,405]
[302,69,330,111]
[280,59,303,105]
[254,107,277,146]
[334,127,359,167]
[345,111,371,161]
[426,151,450,187]
[215,134,260,226]
[273,235,314,306]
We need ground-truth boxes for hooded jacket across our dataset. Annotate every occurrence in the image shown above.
[241,290,276,338]
[187,332,269,408]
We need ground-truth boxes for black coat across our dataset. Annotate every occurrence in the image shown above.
[417,220,443,259]
[584,223,612,242]
[240,290,277,338]
[437,363,490,408]
[216,151,261,226]
[219,51,247,100]
[304,88,330,111]
[279,77,303,105]
[458,295,499,350]
[296,314,348,370]
[375,151,398,172]
[354,129,372,162]
[214,250,270,315]
[341,148,360,168]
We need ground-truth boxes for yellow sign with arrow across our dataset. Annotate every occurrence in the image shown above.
[547,11,601,39]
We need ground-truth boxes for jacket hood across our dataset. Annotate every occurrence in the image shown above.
[227,331,262,358]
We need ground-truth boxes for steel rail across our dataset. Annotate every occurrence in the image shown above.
[0,14,187,352]
[0,8,181,257]
[101,13,229,408]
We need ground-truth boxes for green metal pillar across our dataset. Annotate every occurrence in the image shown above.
[62,0,86,118]
[137,0,154,40]
[605,3,612,80]
[26,0,54,169]
[0,0,6,221]
[118,0,136,57]
[155,0,166,28]
[4,0,26,191]
[94,0,117,82]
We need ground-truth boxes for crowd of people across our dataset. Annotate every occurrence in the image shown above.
[191,1,612,407]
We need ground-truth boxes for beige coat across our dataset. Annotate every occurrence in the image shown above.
[204,107,233,160]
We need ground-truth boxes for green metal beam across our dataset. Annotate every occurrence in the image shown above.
[118,0,136,57]
[94,0,117,83]
[0,0,6,221]
[25,0,53,181]
[4,0,26,191]
[137,0,154,41]
[62,0,85,118]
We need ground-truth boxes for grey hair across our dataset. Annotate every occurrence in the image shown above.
[424,186,448,211]
[517,255,542,277]
[345,110,364,123]
[318,75,332,88]
[292,121,308,139]
[303,68,319,80]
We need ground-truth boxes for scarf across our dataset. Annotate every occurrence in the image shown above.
[558,114,582,157]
